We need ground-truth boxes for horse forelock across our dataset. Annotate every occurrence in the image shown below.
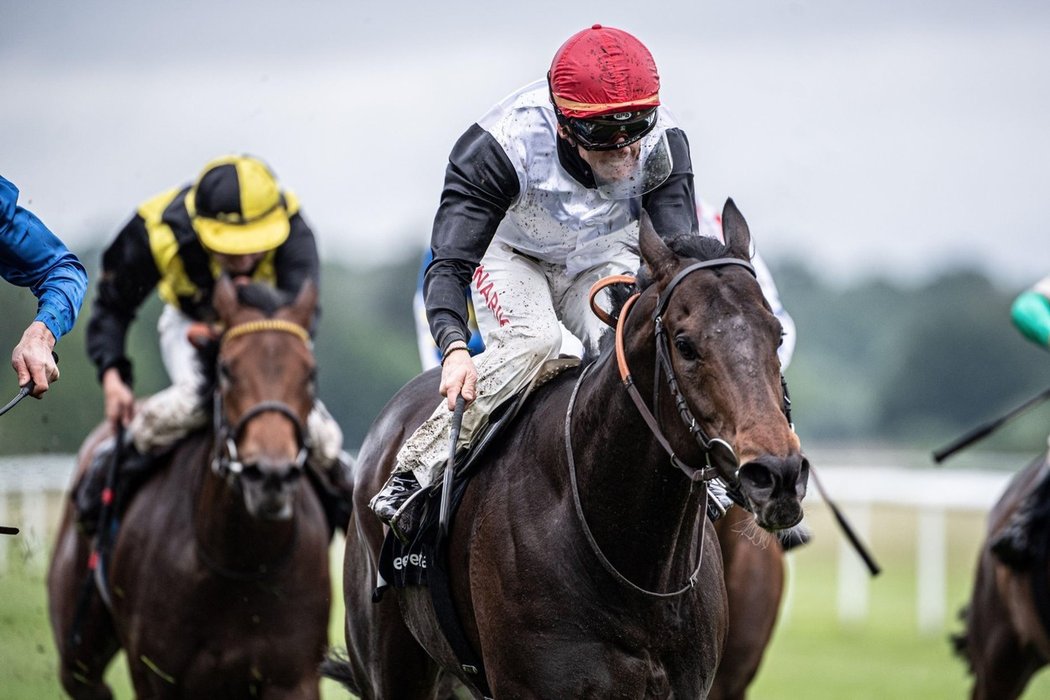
[194,283,303,405]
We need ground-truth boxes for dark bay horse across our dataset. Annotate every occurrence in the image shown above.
[710,511,785,700]
[335,200,808,699]
[48,278,331,699]
[955,451,1050,699]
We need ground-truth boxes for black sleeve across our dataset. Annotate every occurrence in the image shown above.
[85,214,161,385]
[424,124,520,355]
[274,211,321,329]
[642,128,699,238]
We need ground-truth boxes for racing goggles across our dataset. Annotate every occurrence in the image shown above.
[567,109,659,151]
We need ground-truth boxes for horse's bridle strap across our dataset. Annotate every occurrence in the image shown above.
[653,258,755,319]
[223,319,309,346]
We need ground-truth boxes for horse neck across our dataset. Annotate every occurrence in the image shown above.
[569,352,708,589]
[193,436,297,573]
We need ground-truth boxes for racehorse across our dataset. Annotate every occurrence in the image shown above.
[48,278,331,699]
[710,510,785,700]
[331,200,808,699]
[955,451,1050,699]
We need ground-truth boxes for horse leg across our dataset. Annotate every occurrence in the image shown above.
[709,513,784,700]
[48,509,120,700]
[964,556,1044,700]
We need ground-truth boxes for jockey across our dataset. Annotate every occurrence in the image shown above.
[1,175,88,397]
[371,25,796,539]
[989,275,1050,567]
[83,155,351,531]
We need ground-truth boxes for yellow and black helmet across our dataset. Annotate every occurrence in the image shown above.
[188,154,291,255]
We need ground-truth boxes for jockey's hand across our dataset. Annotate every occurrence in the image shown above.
[11,321,59,398]
[439,348,477,411]
[102,367,135,428]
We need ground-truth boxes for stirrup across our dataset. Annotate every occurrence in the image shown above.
[388,487,429,544]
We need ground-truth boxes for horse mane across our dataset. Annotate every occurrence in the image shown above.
[195,283,297,404]
[591,234,733,361]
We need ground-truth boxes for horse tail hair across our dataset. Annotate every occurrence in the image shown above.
[949,604,974,674]
[319,648,360,694]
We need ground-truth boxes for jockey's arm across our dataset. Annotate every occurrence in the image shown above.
[424,124,520,409]
[1,176,88,396]
[273,212,321,331]
[86,214,161,388]
[424,123,519,358]
[1012,277,1050,349]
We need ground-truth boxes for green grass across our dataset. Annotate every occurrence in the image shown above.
[4,495,1050,698]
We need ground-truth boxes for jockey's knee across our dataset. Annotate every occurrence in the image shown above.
[307,404,343,468]
[516,323,564,366]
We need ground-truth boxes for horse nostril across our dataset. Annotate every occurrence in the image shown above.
[738,462,775,491]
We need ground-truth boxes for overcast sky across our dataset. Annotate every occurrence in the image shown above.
[3,0,1048,286]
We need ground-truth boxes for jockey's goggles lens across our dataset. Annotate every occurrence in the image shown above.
[568,109,659,151]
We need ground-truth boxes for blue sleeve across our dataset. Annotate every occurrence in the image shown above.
[0,175,88,340]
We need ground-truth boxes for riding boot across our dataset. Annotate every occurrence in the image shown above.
[369,471,424,542]
[990,468,1050,569]
[74,437,157,538]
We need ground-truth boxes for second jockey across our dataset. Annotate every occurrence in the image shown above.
[84,154,352,533]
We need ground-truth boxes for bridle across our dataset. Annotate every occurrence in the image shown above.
[210,319,312,480]
[563,257,756,598]
[589,257,757,485]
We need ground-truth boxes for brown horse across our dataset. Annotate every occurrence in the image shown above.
[332,200,807,699]
[955,451,1050,699]
[48,278,331,699]
[710,510,785,700]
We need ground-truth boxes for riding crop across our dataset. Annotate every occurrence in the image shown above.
[0,379,37,535]
[932,385,1050,463]
[439,395,466,542]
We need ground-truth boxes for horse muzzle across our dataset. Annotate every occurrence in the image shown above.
[240,463,304,521]
[735,453,809,531]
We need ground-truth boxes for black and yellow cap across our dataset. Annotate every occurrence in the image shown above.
[188,155,291,255]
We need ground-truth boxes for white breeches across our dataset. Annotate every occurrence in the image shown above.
[396,241,637,485]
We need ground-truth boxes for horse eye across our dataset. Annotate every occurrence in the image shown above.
[674,336,699,362]
[219,362,234,384]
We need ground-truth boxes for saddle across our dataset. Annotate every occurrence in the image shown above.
[375,357,580,699]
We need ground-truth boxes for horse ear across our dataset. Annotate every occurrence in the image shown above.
[213,275,240,323]
[722,198,753,262]
[283,278,318,329]
[638,209,677,281]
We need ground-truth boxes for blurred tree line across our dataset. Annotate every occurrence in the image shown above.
[0,250,1047,457]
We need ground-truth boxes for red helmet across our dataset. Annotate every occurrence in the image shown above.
[548,24,660,120]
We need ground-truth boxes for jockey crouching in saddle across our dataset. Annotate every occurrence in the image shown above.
[370,24,807,547]
[80,155,353,536]
[990,276,1050,568]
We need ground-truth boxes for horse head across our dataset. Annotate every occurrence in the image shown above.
[632,200,807,531]
[210,276,318,521]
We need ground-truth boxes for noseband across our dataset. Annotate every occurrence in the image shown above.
[589,257,757,484]
[211,319,312,478]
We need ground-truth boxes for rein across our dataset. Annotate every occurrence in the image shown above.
[564,363,708,598]
[589,258,757,484]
